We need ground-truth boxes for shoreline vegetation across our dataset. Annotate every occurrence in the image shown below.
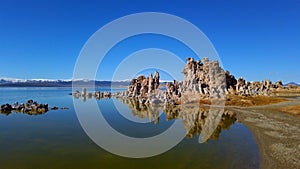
[226,94,300,117]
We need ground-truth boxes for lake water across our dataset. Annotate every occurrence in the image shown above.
[0,87,260,169]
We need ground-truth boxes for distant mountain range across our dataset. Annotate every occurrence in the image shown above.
[0,78,131,87]
[284,82,300,87]
[0,78,298,87]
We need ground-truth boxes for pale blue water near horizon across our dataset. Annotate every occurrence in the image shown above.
[0,87,260,169]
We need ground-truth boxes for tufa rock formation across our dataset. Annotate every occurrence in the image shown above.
[115,57,289,105]
[165,57,286,100]
[124,71,161,104]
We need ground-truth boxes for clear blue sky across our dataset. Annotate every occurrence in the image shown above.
[0,0,299,83]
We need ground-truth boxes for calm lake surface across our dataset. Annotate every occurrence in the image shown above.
[0,87,260,169]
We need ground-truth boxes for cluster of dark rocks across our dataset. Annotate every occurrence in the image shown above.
[0,99,69,116]
[115,57,289,105]
[0,100,48,114]
[72,88,112,100]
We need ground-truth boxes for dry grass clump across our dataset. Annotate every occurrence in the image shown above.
[199,95,287,107]
[273,105,300,117]
[225,95,287,107]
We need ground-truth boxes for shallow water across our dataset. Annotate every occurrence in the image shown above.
[0,87,260,169]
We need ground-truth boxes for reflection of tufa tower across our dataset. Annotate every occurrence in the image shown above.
[116,96,237,141]
[178,105,236,142]
[126,98,160,124]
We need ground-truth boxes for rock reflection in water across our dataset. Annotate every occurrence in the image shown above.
[117,98,237,142]
[0,109,48,116]
[118,97,161,124]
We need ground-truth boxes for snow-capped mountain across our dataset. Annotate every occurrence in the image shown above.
[0,78,131,87]
[0,78,70,83]
[0,78,27,83]
[284,82,300,86]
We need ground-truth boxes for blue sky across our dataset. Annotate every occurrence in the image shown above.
[0,0,299,82]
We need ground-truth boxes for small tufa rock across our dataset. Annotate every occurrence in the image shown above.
[81,88,87,96]
[103,91,112,97]
[73,90,81,98]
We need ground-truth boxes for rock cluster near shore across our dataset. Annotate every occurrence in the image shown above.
[115,57,289,105]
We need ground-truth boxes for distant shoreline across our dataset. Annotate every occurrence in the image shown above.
[0,86,129,88]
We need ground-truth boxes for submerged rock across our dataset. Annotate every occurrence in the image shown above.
[51,106,59,110]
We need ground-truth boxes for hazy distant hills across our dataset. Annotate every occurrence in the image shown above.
[0,78,131,87]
